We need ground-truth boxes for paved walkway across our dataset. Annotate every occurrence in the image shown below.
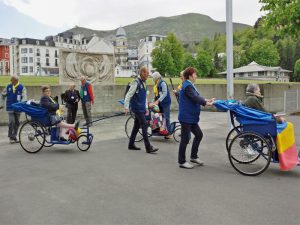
[0,111,299,225]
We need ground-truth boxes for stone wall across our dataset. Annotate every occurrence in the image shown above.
[0,83,299,124]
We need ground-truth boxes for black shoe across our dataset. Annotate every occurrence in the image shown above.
[128,145,141,150]
[146,146,159,153]
[59,137,68,141]
[75,121,80,130]
[12,137,20,143]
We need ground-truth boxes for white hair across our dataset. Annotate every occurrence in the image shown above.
[246,83,259,93]
[10,75,19,80]
[152,71,161,81]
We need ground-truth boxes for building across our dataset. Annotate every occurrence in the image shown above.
[219,61,291,82]
[10,38,60,76]
[114,27,128,69]
[127,48,138,75]
[138,34,166,72]
[0,38,10,75]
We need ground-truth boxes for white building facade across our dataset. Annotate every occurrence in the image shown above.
[138,34,166,72]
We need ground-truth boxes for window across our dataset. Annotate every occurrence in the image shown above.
[29,66,33,73]
[55,59,58,67]
[46,58,49,66]
[29,48,33,53]
[45,49,49,57]
[36,48,40,56]
[21,57,28,63]
[21,48,27,54]
[37,58,40,62]
[22,66,28,73]
[22,39,26,44]
[148,36,152,41]
[55,50,58,57]
[29,57,33,63]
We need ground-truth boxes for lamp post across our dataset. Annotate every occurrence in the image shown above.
[226,0,234,100]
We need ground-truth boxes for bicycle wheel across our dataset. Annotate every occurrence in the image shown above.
[77,134,92,151]
[226,125,242,151]
[125,116,151,142]
[228,131,272,176]
[173,126,181,143]
[36,126,54,147]
[19,121,45,153]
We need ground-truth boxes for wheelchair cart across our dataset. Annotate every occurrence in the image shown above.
[214,100,299,176]
[12,102,93,153]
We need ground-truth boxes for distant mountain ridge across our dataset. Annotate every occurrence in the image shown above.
[65,13,251,46]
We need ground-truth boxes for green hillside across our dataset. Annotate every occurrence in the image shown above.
[66,13,250,46]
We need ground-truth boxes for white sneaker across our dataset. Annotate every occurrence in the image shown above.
[246,147,256,156]
[179,162,194,169]
[190,158,204,166]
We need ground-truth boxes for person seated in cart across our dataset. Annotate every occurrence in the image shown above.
[148,102,164,132]
[243,83,299,168]
[40,86,80,141]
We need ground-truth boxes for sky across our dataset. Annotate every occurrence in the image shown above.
[0,0,265,39]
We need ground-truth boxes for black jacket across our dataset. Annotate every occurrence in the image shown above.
[64,89,80,105]
[40,96,59,115]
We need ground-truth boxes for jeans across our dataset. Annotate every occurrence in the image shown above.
[129,112,151,150]
[178,122,203,164]
[8,111,21,139]
[161,104,171,132]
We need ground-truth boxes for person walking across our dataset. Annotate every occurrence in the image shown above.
[124,67,158,154]
[0,75,27,143]
[64,83,80,124]
[151,71,172,138]
[80,76,94,127]
[178,67,214,169]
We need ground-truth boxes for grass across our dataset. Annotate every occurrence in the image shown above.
[0,75,298,86]
[0,75,58,86]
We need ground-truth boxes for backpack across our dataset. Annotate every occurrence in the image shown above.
[124,79,142,99]
[124,82,131,99]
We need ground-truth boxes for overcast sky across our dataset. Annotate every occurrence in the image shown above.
[1,0,265,39]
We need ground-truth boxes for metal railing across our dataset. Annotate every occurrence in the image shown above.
[284,90,300,113]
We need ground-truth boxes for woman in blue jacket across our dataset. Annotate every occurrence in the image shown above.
[178,67,214,169]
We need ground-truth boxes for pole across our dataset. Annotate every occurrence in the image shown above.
[226,0,234,131]
[226,0,234,100]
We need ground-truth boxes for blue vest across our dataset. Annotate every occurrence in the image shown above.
[6,84,24,111]
[81,82,91,103]
[178,80,201,124]
[156,79,171,107]
[130,78,147,113]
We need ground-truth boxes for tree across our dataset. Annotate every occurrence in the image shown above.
[294,59,300,81]
[151,41,174,76]
[164,33,184,76]
[151,33,184,76]
[183,52,197,69]
[259,0,300,37]
[247,39,279,66]
[195,49,214,77]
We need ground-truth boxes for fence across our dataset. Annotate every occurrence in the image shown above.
[284,90,300,113]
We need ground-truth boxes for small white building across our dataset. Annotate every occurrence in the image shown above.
[138,34,166,72]
[219,61,291,82]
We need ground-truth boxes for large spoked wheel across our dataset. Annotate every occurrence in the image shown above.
[19,121,45,153]
[226,125,242,151]
[37,126,54,147]
[173,126,181,143]
[77,134,92,151]
[228,131,272,176]
[125,116,151,142]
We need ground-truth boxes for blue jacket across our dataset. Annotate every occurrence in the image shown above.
[178,80,205,124]
[80,82,91,103]
[130,78,147,113]
[6,84,24,111]
[40,96,59,116]
[156,79,171,107]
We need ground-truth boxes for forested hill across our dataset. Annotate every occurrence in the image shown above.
[65,13,250,46]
